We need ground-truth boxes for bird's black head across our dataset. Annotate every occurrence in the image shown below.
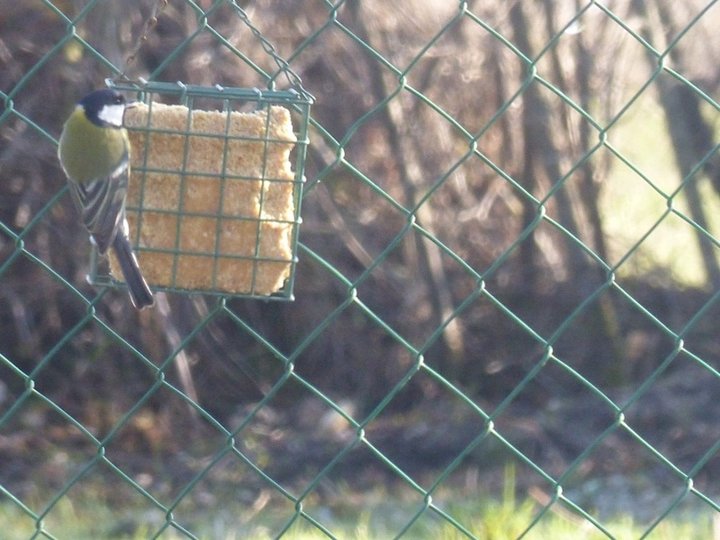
[79,89,127,128]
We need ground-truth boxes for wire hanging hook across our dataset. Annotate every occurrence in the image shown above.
[229,2,314,100]
[114,0,169,84]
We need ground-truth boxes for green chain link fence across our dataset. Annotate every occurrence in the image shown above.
[2,0,720,538]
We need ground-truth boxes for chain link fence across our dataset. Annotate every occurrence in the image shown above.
[2,0,720,538]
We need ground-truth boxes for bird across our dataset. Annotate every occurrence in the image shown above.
[58,89,154,309]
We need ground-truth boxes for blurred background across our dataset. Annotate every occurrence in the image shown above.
[2,0,720,537]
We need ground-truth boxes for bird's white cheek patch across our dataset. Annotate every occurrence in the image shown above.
[98,103,125,127]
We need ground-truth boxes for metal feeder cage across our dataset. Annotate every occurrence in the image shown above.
[89,80,312,301]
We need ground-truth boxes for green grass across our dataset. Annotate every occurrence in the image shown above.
[1,468,715,539]
[601,91,720,288]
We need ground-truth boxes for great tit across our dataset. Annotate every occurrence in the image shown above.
[58,89,154,309]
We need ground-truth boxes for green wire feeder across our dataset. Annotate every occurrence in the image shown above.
[89,81,312,301]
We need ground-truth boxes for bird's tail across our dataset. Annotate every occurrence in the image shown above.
[112,232,154,309]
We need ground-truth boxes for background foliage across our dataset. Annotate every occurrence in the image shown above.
[2,0,720,537]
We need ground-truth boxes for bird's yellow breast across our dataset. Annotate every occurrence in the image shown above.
[58,106,130,183]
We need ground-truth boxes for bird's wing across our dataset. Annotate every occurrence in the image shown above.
[69,161,129,255]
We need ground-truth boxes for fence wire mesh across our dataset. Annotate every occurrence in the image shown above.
[2,0,720,538]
